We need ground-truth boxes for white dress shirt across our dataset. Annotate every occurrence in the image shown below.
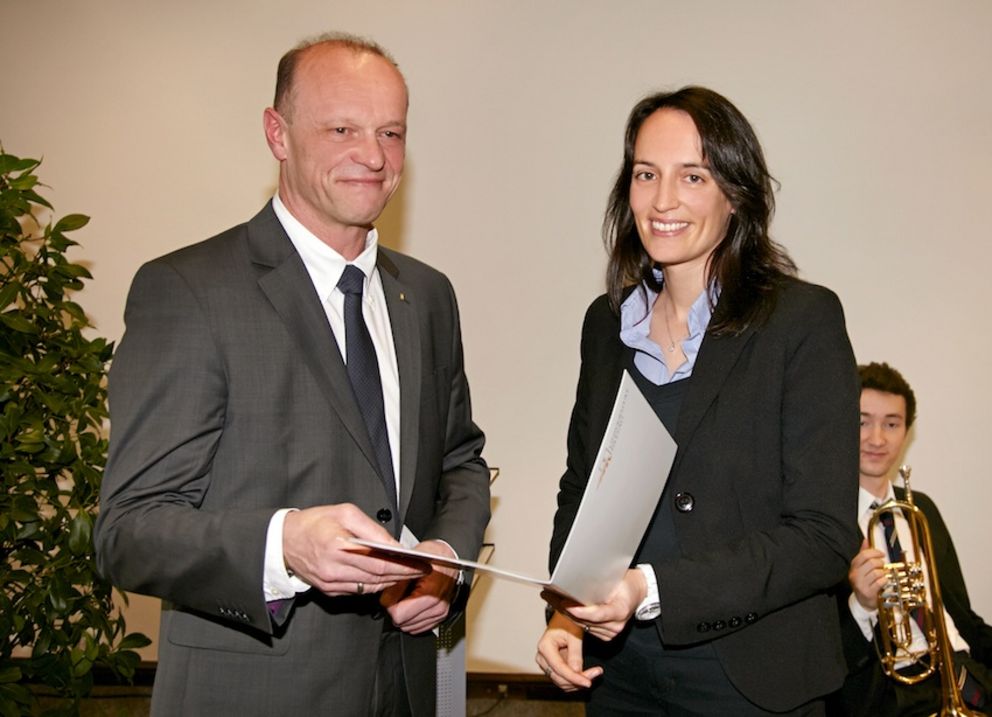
[263,195,401,601]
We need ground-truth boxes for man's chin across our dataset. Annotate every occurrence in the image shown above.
[859,459,895,479]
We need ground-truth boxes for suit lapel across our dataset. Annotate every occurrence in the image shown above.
[247,205,381,478]
[378,250,421,518]
[672,323,757,472]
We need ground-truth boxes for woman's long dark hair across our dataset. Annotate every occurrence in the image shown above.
[604,86,796,335]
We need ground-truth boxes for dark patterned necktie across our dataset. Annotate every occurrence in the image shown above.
[877,509,905,563]
[873,503,924,630]
[337,265,397,510]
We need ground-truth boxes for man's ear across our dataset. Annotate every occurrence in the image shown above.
[263,107,288,161]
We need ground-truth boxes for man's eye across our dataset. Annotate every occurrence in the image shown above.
[634,170,655,181]
[686,174,703,184]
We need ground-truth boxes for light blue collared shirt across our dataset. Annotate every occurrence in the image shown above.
[619,274,716,385]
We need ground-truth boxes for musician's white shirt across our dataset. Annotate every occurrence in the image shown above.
[849,485,970,665]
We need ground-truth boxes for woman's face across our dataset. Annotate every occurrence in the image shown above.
[628,109,734,279]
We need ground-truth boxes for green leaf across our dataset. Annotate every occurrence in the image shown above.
[0,666,22,684]
[0,281,19,309]
[10,494,39,523]
[8,173,39,191]
[67,512,92,555]
[117,633,152,650]
[0,312,38,334]
[0,153,40,174]
[57,262,92,279]
[53,214,89,233]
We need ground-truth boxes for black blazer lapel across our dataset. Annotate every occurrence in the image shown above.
[247,205,382,480]
[672,325,758,471]
[378,251,421,518]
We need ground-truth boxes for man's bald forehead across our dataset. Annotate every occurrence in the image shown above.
[273,33,406,118]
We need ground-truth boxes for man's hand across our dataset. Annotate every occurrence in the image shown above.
[535,611,602,691]
[282,503,427,597]
[548,568,646,641]
[380,540,459,634]
[849,538,889,610]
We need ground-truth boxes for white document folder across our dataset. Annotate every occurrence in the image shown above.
[349,369,676,605]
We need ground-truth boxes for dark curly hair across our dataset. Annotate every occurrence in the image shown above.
[858,362,917,427]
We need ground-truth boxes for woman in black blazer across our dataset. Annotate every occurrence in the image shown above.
[535,87,861,715]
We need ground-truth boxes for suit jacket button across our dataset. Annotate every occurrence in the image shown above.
[729,616,742,628]
[745,612,758,624]
[376,508,392,523]
[696,621,711,633]
[712,620,726,631]
[674,492,694,513]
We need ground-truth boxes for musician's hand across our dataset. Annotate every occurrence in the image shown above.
[849,538,888,611]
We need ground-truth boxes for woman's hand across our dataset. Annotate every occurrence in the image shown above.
[562,568,647,641]
[535,611,603,691]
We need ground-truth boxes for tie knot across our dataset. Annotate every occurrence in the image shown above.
[338,265,365,296]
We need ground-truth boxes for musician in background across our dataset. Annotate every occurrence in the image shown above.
[829,361,992,716]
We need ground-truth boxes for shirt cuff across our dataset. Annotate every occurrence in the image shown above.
[264,508,311,601]
[634,564,661,621]
[847,591,878,642]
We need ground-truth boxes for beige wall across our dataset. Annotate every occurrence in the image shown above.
[3,0,991,674]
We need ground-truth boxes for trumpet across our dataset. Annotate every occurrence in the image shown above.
[868,465,985,716]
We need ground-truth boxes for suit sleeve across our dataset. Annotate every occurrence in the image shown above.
[419,277,490,565]
[917,494,992,665]
[94,260,274,632]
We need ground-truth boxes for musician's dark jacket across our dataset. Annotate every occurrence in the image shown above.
[828,487,992,716]
[550,277,861,713]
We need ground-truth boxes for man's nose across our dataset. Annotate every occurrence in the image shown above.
[353,133,385,170]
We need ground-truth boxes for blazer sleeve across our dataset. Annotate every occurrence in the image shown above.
[549,296,623,572]
[94,259,275,631]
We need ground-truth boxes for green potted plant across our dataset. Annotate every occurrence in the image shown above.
[0,148,149,716]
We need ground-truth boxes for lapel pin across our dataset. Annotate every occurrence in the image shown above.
[399,292,406,302]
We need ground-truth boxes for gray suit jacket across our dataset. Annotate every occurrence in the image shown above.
[95,202,490,715]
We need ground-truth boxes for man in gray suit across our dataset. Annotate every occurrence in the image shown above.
[95,33,490,716]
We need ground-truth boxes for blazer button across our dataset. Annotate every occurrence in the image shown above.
[745,612,758,624]
[696,621,711,633]
[729,616,742,628]
[712,620,726,631]
[376,508,392,524]
[674,492,694,513]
